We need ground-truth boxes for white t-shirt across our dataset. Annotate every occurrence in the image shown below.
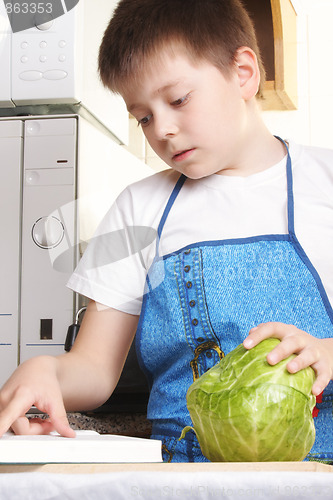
[67,141,333,315]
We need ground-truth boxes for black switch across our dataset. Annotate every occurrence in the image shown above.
[40,319,53,340]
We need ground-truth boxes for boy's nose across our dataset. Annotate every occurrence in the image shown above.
[153,114,178,140]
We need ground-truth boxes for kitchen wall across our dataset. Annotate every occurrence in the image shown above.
[126,0,333,170]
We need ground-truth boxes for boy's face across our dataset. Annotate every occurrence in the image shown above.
[122,47,252,179]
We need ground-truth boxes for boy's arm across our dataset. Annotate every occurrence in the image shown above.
[0,301,138,437]
[243,322,333,396]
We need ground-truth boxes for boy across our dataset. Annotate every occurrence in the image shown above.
[0,0,333,462]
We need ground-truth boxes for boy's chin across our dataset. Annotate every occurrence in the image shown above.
[178,169,213,180]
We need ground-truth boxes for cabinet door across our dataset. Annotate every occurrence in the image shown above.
[20,118,76,362]
[0,120,23,385]
[242,0,298,110]
[0,3,14,108]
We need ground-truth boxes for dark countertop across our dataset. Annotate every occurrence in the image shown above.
[67,412,152,438]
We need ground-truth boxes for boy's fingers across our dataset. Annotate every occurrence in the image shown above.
[244,322,310,351]
[243,323,333,397]
[11,416,52,436]
[285,346,320,374]
[49,414,76,438]
[311,367,331,396]
[266,335,309,366]
[244,322,287,349]
[0,393,33,437]
[0,390,75,438]
[11,415,75,438]
[312,379,328,397]
[29,399,76,437]
[309,356,332,396]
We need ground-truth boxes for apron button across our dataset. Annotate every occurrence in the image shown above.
[192,318,198,326]
[184,249,191,255]
[184,265,191,272]
[206,352,213,359]
[186,281,192,289]
[197,337,205,343]
[189,300,196,307]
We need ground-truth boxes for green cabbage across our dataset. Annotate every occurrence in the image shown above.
[181,338,316,462]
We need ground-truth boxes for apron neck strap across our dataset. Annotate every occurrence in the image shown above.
[155,174,187,256]
[275,136,295,236]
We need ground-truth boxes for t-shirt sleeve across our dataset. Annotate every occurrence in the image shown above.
[66,188,157,315]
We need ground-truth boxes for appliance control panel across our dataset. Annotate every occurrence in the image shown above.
[11,5,79,104]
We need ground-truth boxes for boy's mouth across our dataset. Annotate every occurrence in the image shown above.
[172,148,195,162]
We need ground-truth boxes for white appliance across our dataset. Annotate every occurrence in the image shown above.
[0,1,154,387]
[0,113,152,387]
[0,0,128,145]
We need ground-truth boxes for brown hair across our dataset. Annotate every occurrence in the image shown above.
[98,0,265,97]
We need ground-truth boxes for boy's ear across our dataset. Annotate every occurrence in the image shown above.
[234,47,260,100]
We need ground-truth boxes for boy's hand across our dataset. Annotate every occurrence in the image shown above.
[0,356,75,438]
[243,322,333,396]
[0,303,138,438]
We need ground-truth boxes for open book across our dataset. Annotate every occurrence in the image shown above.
[0,430,162,464]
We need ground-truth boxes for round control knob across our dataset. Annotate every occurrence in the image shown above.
[35,13,54,30]
[32,216,64,249]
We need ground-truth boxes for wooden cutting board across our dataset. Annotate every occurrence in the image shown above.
[0,461,332,474]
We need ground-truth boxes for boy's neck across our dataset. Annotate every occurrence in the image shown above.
[220,106,287,178]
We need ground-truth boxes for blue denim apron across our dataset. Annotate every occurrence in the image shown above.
[136,142,333,463]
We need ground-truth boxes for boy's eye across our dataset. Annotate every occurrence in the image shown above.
[171,93,191,106]
[138,114,152,127]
